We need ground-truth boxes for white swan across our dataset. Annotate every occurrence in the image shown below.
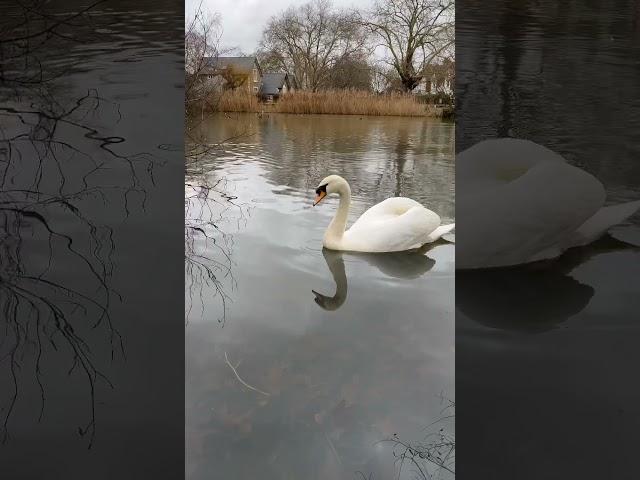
[313,175,455,252]
[457,138,640,269]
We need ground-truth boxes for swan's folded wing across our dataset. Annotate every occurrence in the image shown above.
[345,203,441,252]
[351,197,422,226]
[457,161,606,269]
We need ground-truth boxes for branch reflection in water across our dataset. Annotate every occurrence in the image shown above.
[0,0,154,447]
[185,149,253,326]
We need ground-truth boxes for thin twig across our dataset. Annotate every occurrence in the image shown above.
[224,351,270,396]
[324,430,343,467]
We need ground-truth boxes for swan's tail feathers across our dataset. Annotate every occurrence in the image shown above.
[570,200,640,247]
[425,223,456,243]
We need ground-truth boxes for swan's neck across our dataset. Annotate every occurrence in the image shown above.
[325,184,351,243]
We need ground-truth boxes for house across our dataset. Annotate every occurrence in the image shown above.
[200,56,263,94]
[259,72,296,102]
[415,59,455,97]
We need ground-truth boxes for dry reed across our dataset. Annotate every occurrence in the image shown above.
[274,90,429,116]
[213,89,441,117]
[215,88,260,112]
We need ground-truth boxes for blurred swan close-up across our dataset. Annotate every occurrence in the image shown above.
[457,138,640,269]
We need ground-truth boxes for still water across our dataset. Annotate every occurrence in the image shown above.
[457,1,640,478]
[185,114,455,479]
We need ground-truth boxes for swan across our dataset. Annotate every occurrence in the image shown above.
[457,138,640,269]
[313,174,455,252]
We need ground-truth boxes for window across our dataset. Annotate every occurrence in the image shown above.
[253,86,259,92]
[253,68,258,81]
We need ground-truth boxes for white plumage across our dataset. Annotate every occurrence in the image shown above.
[314,175,454,253]
[457,138,640,269]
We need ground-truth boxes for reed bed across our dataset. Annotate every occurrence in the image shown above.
[213,89,442,117]
[274,90,429,116]
[215,88,260,112]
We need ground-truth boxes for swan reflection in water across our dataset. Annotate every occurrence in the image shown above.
[457,234,640,332]
[312,244,438,311]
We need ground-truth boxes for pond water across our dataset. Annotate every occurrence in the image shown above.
[1,1,184,477]
[185,114,455,479]
[457,1,640,478]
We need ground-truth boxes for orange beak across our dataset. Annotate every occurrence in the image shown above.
[313,190,327,206]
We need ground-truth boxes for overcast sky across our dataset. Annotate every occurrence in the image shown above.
[186,0,376,54]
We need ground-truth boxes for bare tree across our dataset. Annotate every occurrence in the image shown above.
[185,3,233,163]
[185,3,222,114]
[326,53,374,90]
[255,47,287,74]
[260,0,368,91]
[362,0,454,92]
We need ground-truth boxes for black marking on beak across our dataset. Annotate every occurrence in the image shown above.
[313,183,328,206]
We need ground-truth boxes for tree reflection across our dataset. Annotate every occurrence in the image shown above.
[184,174,243,325]
[185,127,256,324]
[0,0,151,446]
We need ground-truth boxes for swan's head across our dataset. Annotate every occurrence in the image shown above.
[313,175,349,206]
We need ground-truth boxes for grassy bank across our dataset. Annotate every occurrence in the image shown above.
[212,89,448,117]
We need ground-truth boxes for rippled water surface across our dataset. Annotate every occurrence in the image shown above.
[1,1,183,476]
[185,114,455,479]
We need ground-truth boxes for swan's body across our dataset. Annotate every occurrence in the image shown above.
[457,138,640,269]
[314,175,454,253]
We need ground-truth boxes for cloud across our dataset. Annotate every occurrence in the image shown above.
[187,0,375,53]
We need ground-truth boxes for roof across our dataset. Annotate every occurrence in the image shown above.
[260,73,288,95]
[204,56,260,73]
